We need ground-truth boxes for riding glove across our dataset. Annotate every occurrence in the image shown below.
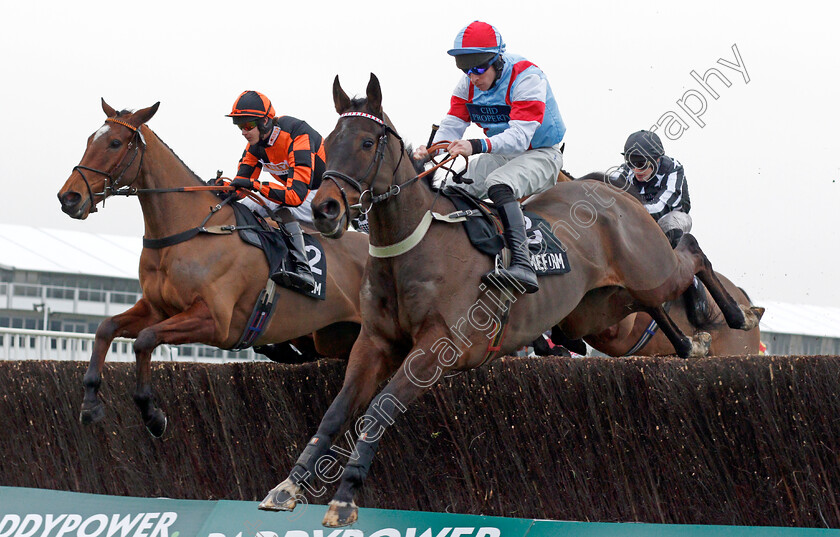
[230,178,256,190]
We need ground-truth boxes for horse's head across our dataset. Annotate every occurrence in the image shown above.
[58,99,159,219]
[312,73,404,238]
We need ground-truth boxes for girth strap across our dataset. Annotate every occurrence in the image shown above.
[622,301,672,356]
[623,318,660,356]
[232,279,280,350]
[478,289,514,367]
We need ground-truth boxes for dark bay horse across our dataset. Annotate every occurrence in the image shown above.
[57,100,368,436]
[576,272,760,356]
[545,172,761,357]
[257,74,763,526]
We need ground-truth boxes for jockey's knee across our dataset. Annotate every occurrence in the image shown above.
[272,207,295,223]
[658,211,692,235]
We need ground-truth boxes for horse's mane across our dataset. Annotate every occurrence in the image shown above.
[152,133,206,186]
[116,109,206,187]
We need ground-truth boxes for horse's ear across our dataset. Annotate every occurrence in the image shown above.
[101,98,117,118]
[333,75,352,114]
[366,73,382,115]
[134,102,160,126]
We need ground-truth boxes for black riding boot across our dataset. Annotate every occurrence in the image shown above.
[482,199,539,294]
[271,221,316,292]
[665,228,683,249]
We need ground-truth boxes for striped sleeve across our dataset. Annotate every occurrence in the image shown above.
[233,147,262,197]
[645,167,686,221]
[235,147,261,183]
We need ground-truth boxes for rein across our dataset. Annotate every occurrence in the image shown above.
[73,118,242,201]
[323,111,472,254]
[72,119,273,247]
[322,112,462,216]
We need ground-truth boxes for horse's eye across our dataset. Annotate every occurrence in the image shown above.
[362,139,375,149]
[110,139,122,149]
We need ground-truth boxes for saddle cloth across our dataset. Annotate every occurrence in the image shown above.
[230,202,327,300]
[442,187,571,276]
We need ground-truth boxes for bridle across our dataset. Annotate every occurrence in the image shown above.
[67,117,270,249]
[72,117,145,213]
[70,118,261,211]
[322,111,462,222]
[321,112,409,218]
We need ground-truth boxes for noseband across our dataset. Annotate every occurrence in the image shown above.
[72,117,145,213]
[322,112,410,216]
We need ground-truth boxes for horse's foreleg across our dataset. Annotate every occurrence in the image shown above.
[132,301,216,437]
[645,305,711,359]
[260,334,393,512]
[678,234,764,331]
[322,342,444,527]
[81,298,159,425]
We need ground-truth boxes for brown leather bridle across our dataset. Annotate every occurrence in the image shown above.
[322,112,463,218]
[71,117,146,213]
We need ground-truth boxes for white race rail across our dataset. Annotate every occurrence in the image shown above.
[0,328,256,363]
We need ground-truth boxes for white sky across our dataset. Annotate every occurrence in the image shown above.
[1,0,837,307]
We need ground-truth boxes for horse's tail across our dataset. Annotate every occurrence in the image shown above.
[697,285,755,332]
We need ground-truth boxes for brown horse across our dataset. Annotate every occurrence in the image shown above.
[257,74,763,526]
[572,272,760,356]
[542,172,762,357]
[57,100,367,436]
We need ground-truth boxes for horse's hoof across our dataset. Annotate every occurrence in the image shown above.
[323,500,358,527]
[259,479,300,512]
[688,332,712,358]
[145,410,167,438]
[739,305,764,331]
[79,403,105,425]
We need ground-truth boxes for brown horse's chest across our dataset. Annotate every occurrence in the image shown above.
[363,267,439,342]
[138,252,194,315]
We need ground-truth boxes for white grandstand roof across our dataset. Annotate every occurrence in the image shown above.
[0,224,141,279]
[756,299,840,339]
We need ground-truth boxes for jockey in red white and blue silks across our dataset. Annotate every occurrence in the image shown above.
[431,24,566,202]
[415,21,566,294]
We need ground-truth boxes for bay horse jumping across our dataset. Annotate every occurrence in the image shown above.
[57,100,368,437]
[563,272,761,356]
[258,74,763,526]
[544,172,762,357]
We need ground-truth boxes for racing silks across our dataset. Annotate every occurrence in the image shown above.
[233,115,326,207]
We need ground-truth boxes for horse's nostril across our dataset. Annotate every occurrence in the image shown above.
[316,199,341,221]
[59,191,82,208]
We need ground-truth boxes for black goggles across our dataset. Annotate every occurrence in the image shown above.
[462,54,499,76]
[625,153,653,170]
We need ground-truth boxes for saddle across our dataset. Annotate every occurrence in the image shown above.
[441,187,571,276]
[230,202,327,300]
